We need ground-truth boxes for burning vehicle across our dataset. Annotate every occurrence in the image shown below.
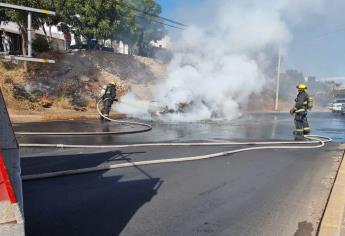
[148,101,192,116]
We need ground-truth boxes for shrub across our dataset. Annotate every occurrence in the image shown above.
[32,36,50,53]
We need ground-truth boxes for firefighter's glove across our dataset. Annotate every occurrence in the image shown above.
[114,98,119,102]
[289,108,296,115]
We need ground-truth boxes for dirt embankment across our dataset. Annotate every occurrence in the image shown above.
[1,50,167,121]
[1,51,327,123]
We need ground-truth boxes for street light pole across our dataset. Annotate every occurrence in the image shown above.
[274,47,282,111]
[28,12,32,57]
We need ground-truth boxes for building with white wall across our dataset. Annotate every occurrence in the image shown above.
[0,22,66,51]
[150,36,171,49]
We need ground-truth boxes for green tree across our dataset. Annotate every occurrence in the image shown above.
[0,0,166,56]
[71,0,120,47]
[0,7,8,23]
[117,5,139,54]
[38,0,81,45]
[130,0,166,56]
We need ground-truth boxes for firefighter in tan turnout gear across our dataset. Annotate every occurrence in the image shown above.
[290,83,313,136]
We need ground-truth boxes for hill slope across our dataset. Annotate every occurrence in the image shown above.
[1,51,167,115]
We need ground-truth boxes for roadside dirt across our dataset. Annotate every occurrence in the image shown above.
[9,109,126,123]
[1,50,167,117]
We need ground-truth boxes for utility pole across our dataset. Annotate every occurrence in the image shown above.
[274,47,282,111]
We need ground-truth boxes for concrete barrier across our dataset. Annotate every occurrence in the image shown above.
[0,89,24,235]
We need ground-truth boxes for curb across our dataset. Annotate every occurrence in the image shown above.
[318,144,345,236]
[9,113,126,123]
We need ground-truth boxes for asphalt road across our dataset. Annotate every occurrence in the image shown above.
[15,112,345,145]
[16,112,345,236]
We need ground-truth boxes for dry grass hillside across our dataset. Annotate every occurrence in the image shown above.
[0,50,167,115]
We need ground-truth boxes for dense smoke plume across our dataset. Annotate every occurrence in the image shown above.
[117,0,325,121]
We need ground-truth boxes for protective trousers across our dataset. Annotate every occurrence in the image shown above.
[101,98,113,120]
[294,113,310,135]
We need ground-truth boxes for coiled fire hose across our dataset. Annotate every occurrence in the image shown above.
[16,99,332,181]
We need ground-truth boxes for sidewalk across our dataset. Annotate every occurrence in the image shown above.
[319,144,345,235]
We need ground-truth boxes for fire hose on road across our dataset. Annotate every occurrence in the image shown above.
[16,100,332,181]
[15,100,152,136]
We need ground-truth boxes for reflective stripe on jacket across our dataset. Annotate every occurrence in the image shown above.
[294,91,309,114]
[103,84,116,100]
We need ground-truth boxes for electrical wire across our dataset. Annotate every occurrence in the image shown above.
[119,1,187,27]
[135,14,185,30]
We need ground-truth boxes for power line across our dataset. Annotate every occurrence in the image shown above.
[135,14,185,30]
[119,1,188,28]
[148,13,187,27]
[293,27,345,45]
[312,27,345,40]
[130,6,187,27]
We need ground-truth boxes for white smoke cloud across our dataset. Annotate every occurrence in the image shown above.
[117,0,326,121]
[116,92,152,119]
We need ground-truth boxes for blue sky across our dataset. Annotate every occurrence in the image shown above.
[156,0,345,78]
[157,0,190,18]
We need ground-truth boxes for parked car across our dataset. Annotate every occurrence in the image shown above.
[330,98,345,113]
[341,104,345,115]
[101,47,114,52]
[328,103,333,111]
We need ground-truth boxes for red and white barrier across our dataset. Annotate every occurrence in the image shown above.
[0,149,24,235]
[0,88,24,235]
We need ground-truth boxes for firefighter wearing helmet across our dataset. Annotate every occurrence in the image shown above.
[99,80,118,121]
[290,83,313,136]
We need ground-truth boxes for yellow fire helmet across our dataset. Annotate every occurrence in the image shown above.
[110,80,117,86]
[296,83,307,90]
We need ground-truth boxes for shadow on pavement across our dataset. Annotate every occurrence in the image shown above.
[21,150,146,175]
[23,172,162,236]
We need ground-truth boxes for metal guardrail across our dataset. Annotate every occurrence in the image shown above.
[1,55,55,64]
[0,2,55,15]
